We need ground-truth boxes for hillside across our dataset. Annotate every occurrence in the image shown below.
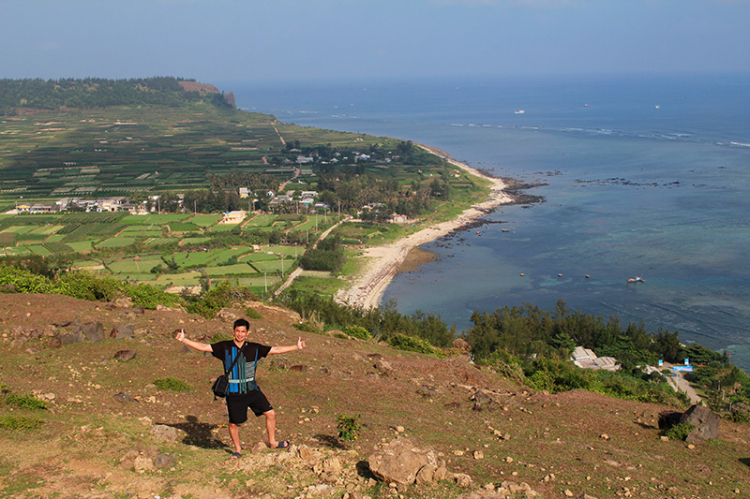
[2,293,749,498]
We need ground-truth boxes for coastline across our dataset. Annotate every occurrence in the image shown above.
[334,143,513,310]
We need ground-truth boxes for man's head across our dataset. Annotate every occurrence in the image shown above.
[232,318,251,345]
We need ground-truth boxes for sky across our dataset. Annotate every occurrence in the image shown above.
[2,0,749,84]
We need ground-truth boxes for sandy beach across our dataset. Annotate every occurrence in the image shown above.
[334,144,513,310]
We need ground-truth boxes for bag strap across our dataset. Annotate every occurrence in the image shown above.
[223,344,244,378]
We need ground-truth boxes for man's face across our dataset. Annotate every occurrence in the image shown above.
[233,326,248,344]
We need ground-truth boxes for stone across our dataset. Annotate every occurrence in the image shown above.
[252,441,268,453]
[298,444,318,461]
[322,456,343,473]
[368,439,438,485]
[114,297,133,308]
[306,484,334,496]
[658,410,683,430]
[152,424,180,442]
[120,445,159,469]
[110,323,135,340]
[133,455,155,472]
[154,454,176,469]
[114,350,137,362]
[577,494,599,499]
[43,324,59,337]
[217,308,240,323]
[113,392,132,402]
[79,322,104,343]
[680,405,720,441]
[374,359,394,376]
[60,330,86,345]
[454,473,472,487]
[47,337,62,349]
[415,463,437,484]
[453,338,471,352]
[290,365,308,373]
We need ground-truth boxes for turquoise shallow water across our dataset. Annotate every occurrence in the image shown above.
[227,75,750,370]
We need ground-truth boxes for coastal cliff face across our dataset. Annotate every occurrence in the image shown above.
[178,81,220,95]
[1,292,749,498]
[224,91,236,107]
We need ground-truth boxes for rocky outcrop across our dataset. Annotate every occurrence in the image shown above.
[367,439,446,485]
[681,405,720,442]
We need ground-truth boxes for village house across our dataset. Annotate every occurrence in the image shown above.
[571,346,620,371]
[219,210,246,224]
[29,203,59,214]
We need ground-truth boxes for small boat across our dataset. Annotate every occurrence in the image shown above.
[514,110,525,114]
[627,276,645,283]
[502,228,510,232]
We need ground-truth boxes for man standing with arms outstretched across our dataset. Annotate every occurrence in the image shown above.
[176,318,305,459]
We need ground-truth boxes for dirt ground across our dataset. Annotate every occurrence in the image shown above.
[2,293,750,498]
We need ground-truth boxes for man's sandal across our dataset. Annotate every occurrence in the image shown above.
[273,441,289,449]
[230,452,242,459]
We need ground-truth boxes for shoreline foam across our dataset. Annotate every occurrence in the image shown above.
[334,143,513,310]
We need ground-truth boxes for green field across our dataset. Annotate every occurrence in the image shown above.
[187,214,222,227]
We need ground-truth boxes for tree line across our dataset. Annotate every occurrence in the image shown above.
[0,77,232,114]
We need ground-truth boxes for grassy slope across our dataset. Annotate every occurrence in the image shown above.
[1,293,749,498]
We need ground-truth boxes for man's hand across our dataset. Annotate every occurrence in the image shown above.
[175,329,185,342]
[297,336,306,351]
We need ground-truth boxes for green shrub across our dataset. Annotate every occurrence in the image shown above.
[344,325,371,341]
[153,378,191,392]
[337,414,362,442]
[125,283,179,309]
[0,415,45,430]
[1,384,47,411]
[387,333,445,357]
[665,423,694,441]
[54,271,124,302]
[293,321,321,334]
[246,307,262,319]
[185,280,256,318]
[0,265,54,294]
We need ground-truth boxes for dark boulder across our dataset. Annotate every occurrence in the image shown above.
[114,350,137,362]
[681,405,720,441]
[110,323,135,340]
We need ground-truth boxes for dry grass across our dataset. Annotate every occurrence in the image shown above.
[1,293,750,498]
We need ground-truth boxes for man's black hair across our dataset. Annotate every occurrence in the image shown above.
[233,318,250,330]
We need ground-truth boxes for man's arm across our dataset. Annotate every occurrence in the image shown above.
[175,329,213,353]
[269,336,306,355]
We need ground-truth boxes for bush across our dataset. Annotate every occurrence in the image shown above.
[0,265,54,294]
[55,271,123,302]
[246,307,262,319]
[0,415,45,430]
[387,334,445,357]
[125,283,179,309]
[344,325,371,341]
[185,280,256,318]
[337,414,362,442]
[153,378,191,392]
[1,384,47,411]
[665,423,694,441]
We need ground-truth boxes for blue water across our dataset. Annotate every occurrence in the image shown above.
[225,75,750,370]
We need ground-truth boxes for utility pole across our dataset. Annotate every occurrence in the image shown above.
[264,272,267,294]
[281,255,285,278]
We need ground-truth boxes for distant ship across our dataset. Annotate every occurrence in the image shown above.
[514,110,525,114]
[627,276,645,283]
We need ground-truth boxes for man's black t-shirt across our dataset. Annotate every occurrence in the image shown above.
[211,341,271,396]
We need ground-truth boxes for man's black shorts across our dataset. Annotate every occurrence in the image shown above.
[225,390,273,425]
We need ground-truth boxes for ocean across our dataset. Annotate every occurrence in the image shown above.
[225,75,750,370]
